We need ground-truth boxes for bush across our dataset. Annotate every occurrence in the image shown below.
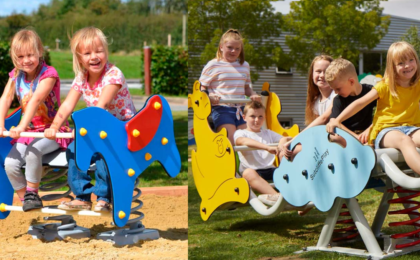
[0,41,14,95]
[140,45,188,96]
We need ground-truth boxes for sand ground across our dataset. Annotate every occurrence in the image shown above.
[0,192,187,260]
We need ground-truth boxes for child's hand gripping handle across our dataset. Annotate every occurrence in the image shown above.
[1,131,73,139]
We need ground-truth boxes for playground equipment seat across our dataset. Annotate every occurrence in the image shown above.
[276,126,420,259]
[188,80,311,221]
[0,95,181,246]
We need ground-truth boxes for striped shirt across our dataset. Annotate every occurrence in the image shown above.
[199,59,251,107]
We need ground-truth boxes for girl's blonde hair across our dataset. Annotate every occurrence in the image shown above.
[384,41,420,98]
[8,29,45,98]
[305,55,333,125]
[216,29,245,64]
[70,27,109,76]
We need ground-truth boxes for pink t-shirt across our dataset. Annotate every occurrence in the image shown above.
[9,63,72,148]
[71,63,136,121]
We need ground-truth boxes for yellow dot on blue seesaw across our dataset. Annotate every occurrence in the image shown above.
[128,168,135,177]
[0,203,6,212]
[161,137,168,145]
[145,153,152,161]
[100,131,107,139]
[132,129,140,137]
[154,102,161,110]
[118,211,126,219]
[80,128,87,136]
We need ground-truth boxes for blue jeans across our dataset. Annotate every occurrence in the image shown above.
[66,142,111,203]
[375,126,420,149]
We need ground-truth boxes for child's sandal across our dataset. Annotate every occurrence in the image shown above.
[94,201,111,212]
[57,201,92,211]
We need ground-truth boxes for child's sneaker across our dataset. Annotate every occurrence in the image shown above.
[258,194,280,206]
[22,191,43,212]
[94,201,111,212]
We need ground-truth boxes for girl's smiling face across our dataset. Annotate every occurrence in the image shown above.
[220,39,242,63]
[78,36,107,76]
[313,59,331,90]
[16,46,40,80]
[395,57,417,85]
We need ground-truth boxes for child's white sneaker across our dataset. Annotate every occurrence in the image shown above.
[258,194,280,206]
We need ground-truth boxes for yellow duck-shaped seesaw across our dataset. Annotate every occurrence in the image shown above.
[188,81,250,221]
[262,82,299,137]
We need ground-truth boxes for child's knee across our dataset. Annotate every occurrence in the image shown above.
[242,169,257,180]
[4,158,22,176]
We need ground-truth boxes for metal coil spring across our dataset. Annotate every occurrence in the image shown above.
[388,186,420,249]
[39,167,73,201]
[333,203,359,242]
[127,177,145,225]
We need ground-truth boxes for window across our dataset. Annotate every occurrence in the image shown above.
[278,117,293,128]
[276,67,293,75]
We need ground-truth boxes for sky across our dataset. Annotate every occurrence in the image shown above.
[1,0,420,20]
[0,0,126,16]
[271,0,420,21]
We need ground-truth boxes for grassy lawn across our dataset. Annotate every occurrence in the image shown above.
[188,160,420,259]
[49,50,141,79]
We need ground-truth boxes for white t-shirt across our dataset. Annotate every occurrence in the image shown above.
[313,91,337,116]
[234,129,282,173]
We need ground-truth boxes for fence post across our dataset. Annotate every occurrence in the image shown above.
[143,46,151,96]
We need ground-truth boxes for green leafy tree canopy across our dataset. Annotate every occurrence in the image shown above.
[284,0,390,73]
[188,0,284,83]
[400,25,420,57]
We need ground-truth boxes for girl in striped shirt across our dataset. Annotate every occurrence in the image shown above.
[199,29,260,144]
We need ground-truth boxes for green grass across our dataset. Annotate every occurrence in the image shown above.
[188,163,420,259]
[49,50,141,79]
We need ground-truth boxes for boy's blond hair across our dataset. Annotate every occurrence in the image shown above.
[243,100,266,116]
[70,27,109,76]
[216,29,245,65]
[384,41,420,98]
[325,58,357,83]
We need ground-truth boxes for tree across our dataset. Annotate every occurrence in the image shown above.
[188,0,286,83]
[5,14,31,38]
[284,0,390,73]
[400,25,420,57]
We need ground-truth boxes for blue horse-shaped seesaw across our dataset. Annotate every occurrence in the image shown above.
[0,95,181,243]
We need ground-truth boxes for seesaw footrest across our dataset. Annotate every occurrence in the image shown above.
[97,221,159,246]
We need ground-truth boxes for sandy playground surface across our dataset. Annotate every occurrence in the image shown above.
[0,192,187,260]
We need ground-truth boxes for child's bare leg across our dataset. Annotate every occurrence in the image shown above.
[409,129,420,147]
[381,131,420,175]
[16,188,26,200]
[242,168,277,194]
[216,124,240,145]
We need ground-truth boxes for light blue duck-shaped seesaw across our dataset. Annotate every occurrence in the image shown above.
[274,126,376,212]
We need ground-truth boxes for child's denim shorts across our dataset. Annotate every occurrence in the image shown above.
[211,105,246,129]
[375,126,420,149]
